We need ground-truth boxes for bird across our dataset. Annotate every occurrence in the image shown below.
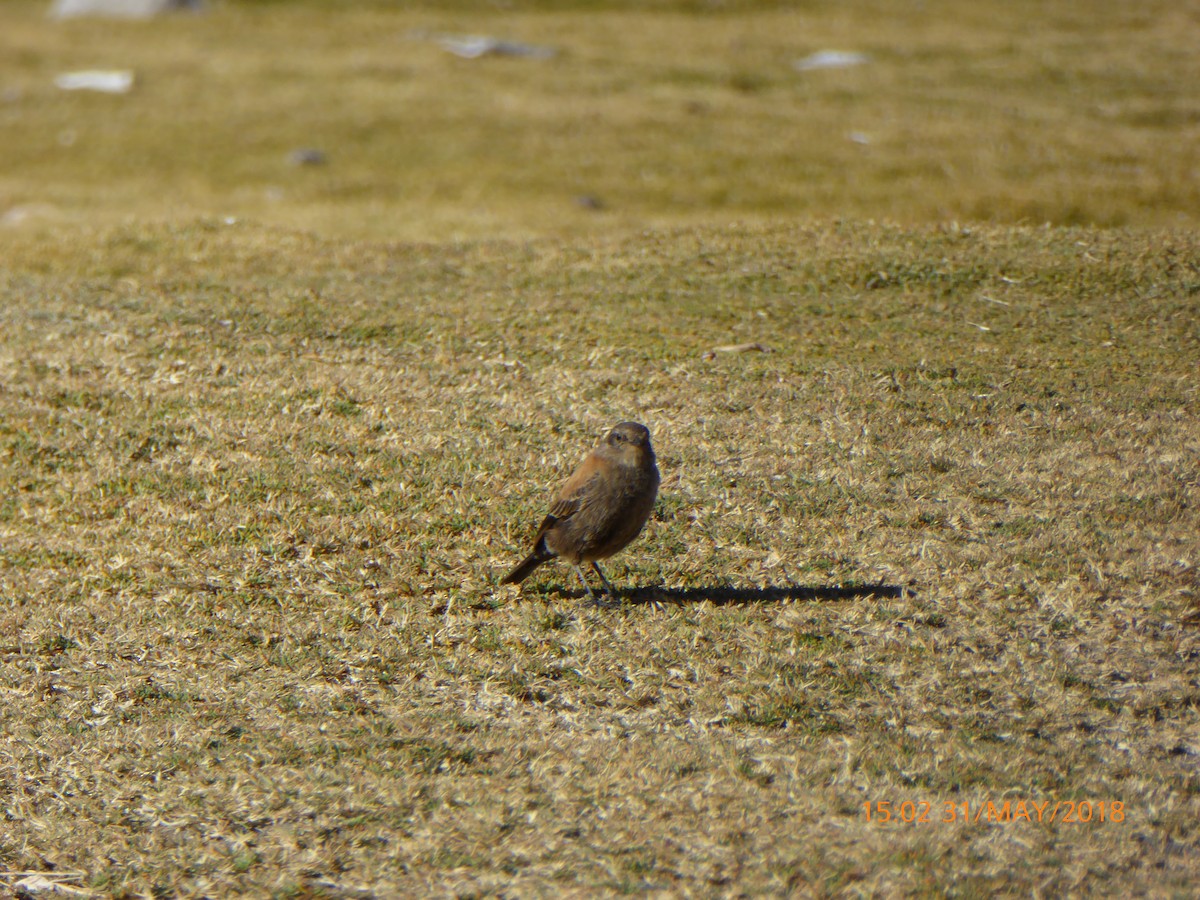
[502,421,660,604]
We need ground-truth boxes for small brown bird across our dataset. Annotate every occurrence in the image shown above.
[502,421,660,603]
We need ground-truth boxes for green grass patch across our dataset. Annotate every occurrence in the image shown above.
[0,0,1197,895]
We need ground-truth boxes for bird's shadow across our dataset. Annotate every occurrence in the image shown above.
[550,582,915,606]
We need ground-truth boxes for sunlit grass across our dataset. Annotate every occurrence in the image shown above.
[1,219,1197,894]
[1,0,1197,240]
[0,0,1198,895]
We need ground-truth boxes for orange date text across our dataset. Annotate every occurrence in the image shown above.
[862,799,1125,825]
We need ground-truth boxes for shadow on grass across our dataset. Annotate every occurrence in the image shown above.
[621,582,916,606]
[509,579,916,607]
[506,581,918,606]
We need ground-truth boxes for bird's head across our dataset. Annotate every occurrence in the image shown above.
[604,422,655,461]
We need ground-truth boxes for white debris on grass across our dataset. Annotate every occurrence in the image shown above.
[50,0,201,18]
[438,35,557,60]
[54,70,135,93]
[794,50,870,71]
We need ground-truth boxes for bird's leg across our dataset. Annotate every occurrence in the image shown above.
[571,565,597,604]
[591,562,618,600]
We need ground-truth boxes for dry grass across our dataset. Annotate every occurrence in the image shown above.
[1,0,1198,240]
[1,220,1198,896]
[1,0,1199,896]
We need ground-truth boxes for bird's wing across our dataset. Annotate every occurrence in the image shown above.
[531,470,600,542]
[546,495,583,521]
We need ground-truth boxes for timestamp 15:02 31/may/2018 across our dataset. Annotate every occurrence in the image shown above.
[863,799,1125,825]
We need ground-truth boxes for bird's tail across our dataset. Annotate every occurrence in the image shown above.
[502,542,555,585]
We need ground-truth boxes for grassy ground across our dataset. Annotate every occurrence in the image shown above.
[2,1,1199,897]
[2,221,1198,896]
[2,0,1198,239]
